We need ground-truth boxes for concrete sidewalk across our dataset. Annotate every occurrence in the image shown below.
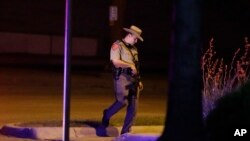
[0,124,162,141]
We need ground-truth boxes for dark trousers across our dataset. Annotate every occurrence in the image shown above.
[103,74,139,134]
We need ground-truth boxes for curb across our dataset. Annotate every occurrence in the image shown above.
[112,134,160,141]
[0,124,119,140]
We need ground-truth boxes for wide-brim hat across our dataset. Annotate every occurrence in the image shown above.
[123,25,143,41]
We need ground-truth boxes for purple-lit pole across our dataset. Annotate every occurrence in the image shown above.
[62,0,72,140]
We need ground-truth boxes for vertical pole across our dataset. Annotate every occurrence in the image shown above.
[62,0,72,141]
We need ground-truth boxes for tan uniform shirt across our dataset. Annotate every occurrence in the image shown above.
[110,40,138,65]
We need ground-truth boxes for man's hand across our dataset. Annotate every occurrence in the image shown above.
[138,81,143,91]
[130,65,137,75]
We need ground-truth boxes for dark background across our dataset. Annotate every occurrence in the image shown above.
[203,0,250,63]
[0,0,250,72]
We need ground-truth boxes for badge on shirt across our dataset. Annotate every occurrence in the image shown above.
[111,43,120,50]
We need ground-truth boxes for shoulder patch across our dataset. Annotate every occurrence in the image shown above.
[111,43,120,50]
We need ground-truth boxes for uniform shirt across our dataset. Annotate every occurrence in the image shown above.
[110,40,138,65]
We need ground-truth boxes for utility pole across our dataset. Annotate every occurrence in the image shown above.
[62,0,72,140]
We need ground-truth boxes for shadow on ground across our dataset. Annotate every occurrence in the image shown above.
[71,120,119,137]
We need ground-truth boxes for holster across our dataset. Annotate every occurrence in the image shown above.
[112,67,133,80]
[113,67,122,80]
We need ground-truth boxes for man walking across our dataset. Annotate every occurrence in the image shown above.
[102,25,144,135]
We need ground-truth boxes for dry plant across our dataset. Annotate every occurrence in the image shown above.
[201,37,250,118]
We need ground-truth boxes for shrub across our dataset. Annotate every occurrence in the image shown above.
[201,37,250,118]
[204,80,250,140]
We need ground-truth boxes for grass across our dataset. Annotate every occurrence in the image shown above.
[0,67,167,127]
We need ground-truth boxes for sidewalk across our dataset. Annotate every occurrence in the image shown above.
[0,124,163,141]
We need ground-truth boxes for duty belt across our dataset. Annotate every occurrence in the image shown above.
[113,67,132,80]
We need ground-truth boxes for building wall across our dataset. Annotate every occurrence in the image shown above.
[0,32,98,56]
[0,0,109,36]
[0,0,170,63]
